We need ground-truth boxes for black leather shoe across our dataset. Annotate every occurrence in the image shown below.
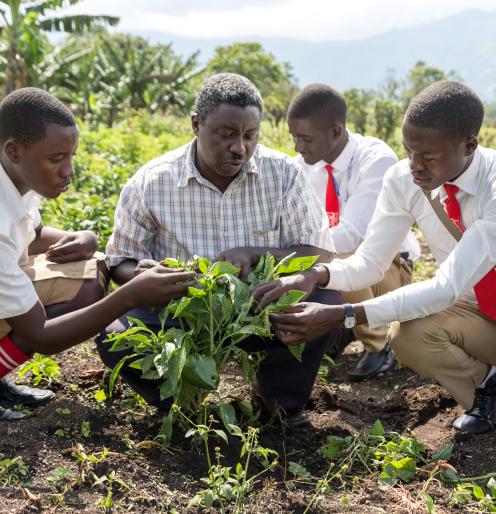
[348,343,395,380]
[0,378,55,407]
[0,405,26,422]
[453,375,496,434]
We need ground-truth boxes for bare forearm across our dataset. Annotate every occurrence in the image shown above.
[9,286,136,355]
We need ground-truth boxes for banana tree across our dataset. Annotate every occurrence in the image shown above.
[0,0,118,93]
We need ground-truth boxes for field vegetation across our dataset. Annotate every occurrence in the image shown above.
[1,4,496,513]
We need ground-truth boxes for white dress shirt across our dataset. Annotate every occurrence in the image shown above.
[322,146,496,328]
[0,163,40,318]
[106,140,332,265]
[295,130,421,260]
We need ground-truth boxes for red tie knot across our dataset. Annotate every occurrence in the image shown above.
[325,164,334,176]
[443,183,459,197]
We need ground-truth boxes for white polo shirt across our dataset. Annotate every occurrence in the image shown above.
[295,130,421,261]
[322,146,496,327]
[0,162,41,319]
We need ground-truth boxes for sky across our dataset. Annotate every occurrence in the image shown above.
[62,0,496,42]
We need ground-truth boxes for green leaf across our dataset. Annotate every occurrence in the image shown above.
[182,355,219,390]
[288,461,311,478]
[173,297,192,318]
[218,403,236,432]
[419,492,436,514]
[108,354,135,397]
[288,343,305,362]
[236,399,253,418]
[210,261,240,277]
[275,255,319,275]
[161,258,184,268]
[159,412,174,444]
[197,258,210,273]
[159,346,187,399]
[370,419,385,437]
[93,389,107,402]
[80,420,91,438]
[320,436,348,459]
[269,290,306,312]
[387,457,417,482]
[188,286,206,297]
[213,429,228,444]
[431,443,453,461]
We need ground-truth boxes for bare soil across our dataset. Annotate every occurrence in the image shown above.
[1,337,494,514]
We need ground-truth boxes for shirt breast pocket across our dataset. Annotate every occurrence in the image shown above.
[249,229,281,247]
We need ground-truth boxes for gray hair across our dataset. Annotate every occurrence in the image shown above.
[194,73,263,122]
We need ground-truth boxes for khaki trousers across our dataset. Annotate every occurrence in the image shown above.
[0,252,105,339]
[339,254,412,352]
[389,301,496,410]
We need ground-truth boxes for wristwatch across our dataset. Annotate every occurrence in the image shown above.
[343,304,357,329]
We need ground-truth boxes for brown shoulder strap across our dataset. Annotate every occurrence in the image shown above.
[422,189,463,242]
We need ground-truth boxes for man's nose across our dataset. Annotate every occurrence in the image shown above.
[230,137,246,156]
[409,153,423,172]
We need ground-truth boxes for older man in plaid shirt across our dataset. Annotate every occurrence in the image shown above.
[97,73,341,425]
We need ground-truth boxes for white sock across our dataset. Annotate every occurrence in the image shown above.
[480,366,496,388]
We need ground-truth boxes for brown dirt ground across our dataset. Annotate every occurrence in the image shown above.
[1,337,495,514]
[1,239,493,514]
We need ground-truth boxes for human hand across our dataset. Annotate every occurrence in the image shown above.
[269,302,345,345]
[124,266,196,307]
[251,266,328,311]
[215,247,260,280]
[135,259,161,275]
[45,230,98,263]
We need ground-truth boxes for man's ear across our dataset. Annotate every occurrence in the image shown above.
[329,124,342,141]
[3,139,21,164]
[465,135,478,156]
[191,113,200,135]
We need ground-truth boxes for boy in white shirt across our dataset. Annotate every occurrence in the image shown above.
[255,81,496,434]
[0,88,195,421]
[287,84,420,380]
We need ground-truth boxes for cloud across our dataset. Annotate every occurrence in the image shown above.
[61,0,496,42]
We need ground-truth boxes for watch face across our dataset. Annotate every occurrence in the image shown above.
[344,317,356,329]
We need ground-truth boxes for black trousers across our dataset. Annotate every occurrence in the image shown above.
[96,288,342,411]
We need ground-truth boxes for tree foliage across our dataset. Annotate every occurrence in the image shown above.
[206,41,298,123]
[0,0,118,93]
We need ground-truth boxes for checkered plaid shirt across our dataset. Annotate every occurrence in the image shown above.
[106,140,331,266]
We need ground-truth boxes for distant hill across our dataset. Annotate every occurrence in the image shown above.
[133,9,496,99]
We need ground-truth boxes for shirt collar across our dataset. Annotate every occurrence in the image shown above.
[177,139,259,188]
[431,147,481,199]
[329,130,357,173]
[0,160,34,222]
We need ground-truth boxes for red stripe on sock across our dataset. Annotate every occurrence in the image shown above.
[0,336,31,379]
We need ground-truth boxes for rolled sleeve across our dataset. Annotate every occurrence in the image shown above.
[105,174,158,267]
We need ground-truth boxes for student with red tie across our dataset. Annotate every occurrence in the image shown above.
[255,81,496,433]
[287,84,420,380]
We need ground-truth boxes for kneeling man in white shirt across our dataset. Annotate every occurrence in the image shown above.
[255,81,496,434]
[287,84,420,380]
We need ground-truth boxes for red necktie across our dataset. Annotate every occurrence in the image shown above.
[325,164,339,227]
[443,184,496,319]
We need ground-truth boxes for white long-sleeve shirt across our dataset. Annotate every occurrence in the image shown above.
[322,146,496,328]
[295,131,421,260]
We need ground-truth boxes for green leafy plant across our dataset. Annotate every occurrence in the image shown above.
[0,453,30,486]
[106,252,317,442]
[17,353,60,386]
[174,404,278,513]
